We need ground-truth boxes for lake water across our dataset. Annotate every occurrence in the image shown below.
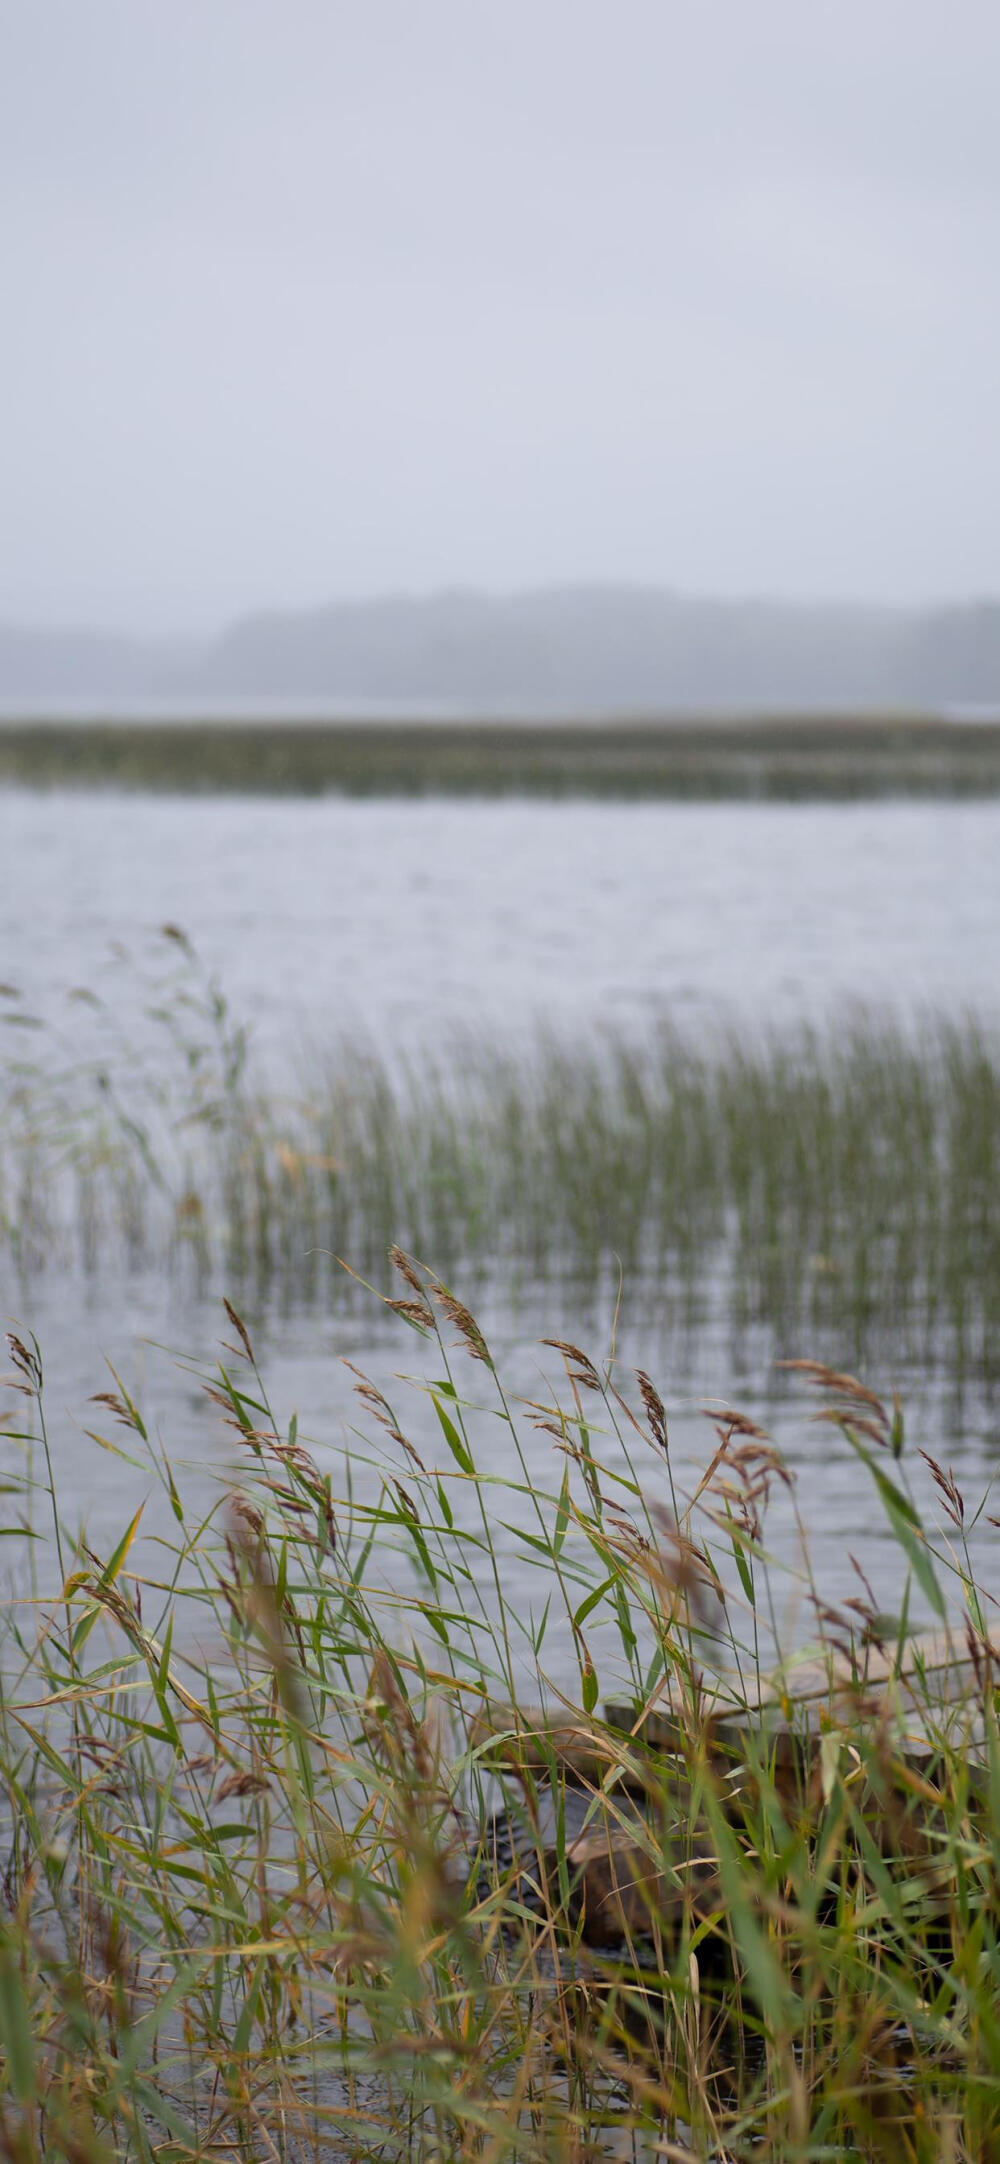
[3,787,1000,1679]
[4,790,1000,1060]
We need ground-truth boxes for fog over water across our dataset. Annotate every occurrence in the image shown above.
[7,590,1000,714]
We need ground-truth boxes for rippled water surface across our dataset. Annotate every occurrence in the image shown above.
[5,790,1000,1055]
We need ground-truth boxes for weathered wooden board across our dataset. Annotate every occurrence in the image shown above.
[607,1622,1000,1753]
[469,1624,1000,1786]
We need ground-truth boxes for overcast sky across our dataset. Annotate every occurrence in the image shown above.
[3,2,1000,633]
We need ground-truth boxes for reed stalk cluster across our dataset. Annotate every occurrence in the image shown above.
[3,935,999,1380]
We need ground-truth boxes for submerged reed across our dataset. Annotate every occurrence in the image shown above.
[2,1285,1000,2161]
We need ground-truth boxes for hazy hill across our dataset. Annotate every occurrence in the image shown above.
[5,588,1000,713]
[195,588,913,711]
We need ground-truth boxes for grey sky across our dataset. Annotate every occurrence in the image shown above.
[3,2,1000,632]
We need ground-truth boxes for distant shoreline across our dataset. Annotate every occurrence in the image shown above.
[4,712,1000,797]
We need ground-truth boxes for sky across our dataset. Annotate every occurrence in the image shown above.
[2,1,1000,634]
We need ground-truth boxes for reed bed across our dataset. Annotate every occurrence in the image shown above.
[5,715,1000,798]
[2,935,1000,1379]
[2,1281,1000,2161]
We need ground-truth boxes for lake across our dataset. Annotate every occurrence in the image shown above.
[3,786,999,1675]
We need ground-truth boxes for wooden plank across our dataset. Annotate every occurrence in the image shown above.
[469,1625,1000,1783]
[610,1623,1000,1746]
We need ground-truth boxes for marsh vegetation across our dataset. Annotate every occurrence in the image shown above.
[5,713,1000,799]
[2,1295,1000,2161]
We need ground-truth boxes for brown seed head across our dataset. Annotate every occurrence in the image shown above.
[222,1297,256,1366]
[389,1247,434,1316]
[435,1288,493,1367]
[919,1451,965,1528]
[6,1334,42,1396]
[542,1339,602,1391]
[637,1370,668,1452]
